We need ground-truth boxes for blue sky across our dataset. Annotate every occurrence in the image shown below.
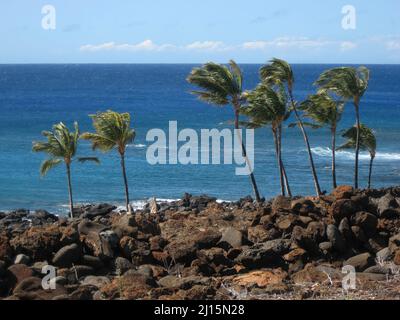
[0,0,399,63]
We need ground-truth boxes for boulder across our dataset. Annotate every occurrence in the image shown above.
[158,275,210,290]
[52,243,82,267]
[113,257,134,275]
[232,269,287,288]
[0,233,12,262]
[81,276,111,289]
[329,199,357,223]
[375,193,399,218]
[217,227,243,250]
[343,253,374,271]
[100,272,157,300]
[351,212,377,238]
[292,264,342,284]
[81,204,116,219]
[12,276,68,300]
[326,225,346,253]
[235,239,291,269]
[272,196,291,212]
[78,220,114,259]
[248,225,278,243]
[9,225,62,261]
[81,255,104,269]
[291,199,315,215]
[331,186,354,200]
[7,264,35,288]
[13,254,30,265]
[338,218,352,241]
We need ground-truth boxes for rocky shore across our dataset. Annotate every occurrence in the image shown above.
[1,186,400,300]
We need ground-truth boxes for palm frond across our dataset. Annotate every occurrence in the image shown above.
[83,110,135,154]
[77,157,100,164]
[40,158,62,176]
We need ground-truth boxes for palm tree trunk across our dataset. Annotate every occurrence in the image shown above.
[288,91,322,196]
[278,124,292,197]
[234,108,262,202]
[331,126,337,189]
[368,155,374,189]
[120,153,130,212]
[272,127,285,196]
[66,163,74,219]
[354,98,361,189]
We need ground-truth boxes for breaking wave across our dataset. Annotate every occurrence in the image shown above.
[311,147,400,161]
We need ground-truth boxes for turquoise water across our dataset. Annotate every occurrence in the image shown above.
[0,64,399,212]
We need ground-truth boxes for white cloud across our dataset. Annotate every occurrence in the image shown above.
[242,41,268,50]
[241,37,331,50]
[185,41,231,51]
[387,40,400,50]
[340,41,357,51]
[80,40,176,52]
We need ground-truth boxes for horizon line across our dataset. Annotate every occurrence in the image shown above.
[0,62,399,66]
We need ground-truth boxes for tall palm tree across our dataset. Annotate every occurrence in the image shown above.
[338,124,376,189]
[260,58,322,196]
[187,60,262,202]
[32,122,99,218]
[299,92,345,189]
[81,110,135,213]
[315,66,370,189]
[243,84,292,196]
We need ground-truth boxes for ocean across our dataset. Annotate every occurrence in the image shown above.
[0,64,399,213]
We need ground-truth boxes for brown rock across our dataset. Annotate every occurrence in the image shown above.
[7,264,34,287]
[343,253,374,271]
[248,225,278,243]
[329,199,357,223]
[272,196,292,212]
[283,248,306,263]
[10,225,62,260]
[0,233,12,262]
[351,211,378,238]
[100,272,156,300]
[331,185,354,200]
[293,264,342,284]
[13,276,68,300]
[232,269,287,288]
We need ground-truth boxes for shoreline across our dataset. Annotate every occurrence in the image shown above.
[1,186,400,300]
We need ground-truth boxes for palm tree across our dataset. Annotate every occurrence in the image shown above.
[81,110,135,213]
[187,60,262,202]
[299,92,345,189]
[315,66,370,189]
[243,84,292,196]
[260,58,322,196]
[338,124,376,189]
[32,122,99,218]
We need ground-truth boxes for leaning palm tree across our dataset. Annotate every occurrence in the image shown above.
[338,124,376,189]
[315,66,370,189]
[32,122,99,218]
[187,60,262,202]
[299,92,345,189]
[243,84,292,196]
[260,58,322,196]
[81,110,135,213]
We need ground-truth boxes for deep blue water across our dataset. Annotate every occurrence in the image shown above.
[0,64,399,213]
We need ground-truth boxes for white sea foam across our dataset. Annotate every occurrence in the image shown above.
[311,147,400,161]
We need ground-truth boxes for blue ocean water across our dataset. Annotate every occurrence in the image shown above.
[0,64,399,213]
